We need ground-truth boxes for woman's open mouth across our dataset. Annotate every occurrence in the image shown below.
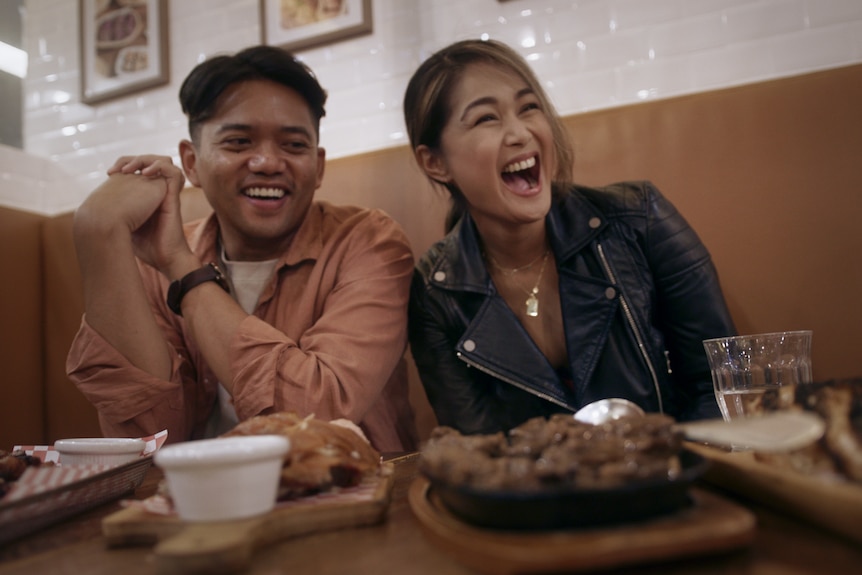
[501,156,540,194]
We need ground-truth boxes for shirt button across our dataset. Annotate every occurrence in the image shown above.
[433,271,446,282]
[589,217,601,229]
[463,339,476,352]
[605,287,616,299]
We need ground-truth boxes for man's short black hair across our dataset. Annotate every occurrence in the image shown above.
[179,45,327,143]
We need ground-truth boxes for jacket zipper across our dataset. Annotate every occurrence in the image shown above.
[596,243,665,413]
[456,352,577,412]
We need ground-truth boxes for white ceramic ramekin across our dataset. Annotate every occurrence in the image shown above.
[54,437,146,466]
[154,435,290,522]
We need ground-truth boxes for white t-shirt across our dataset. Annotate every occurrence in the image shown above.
[203,253,278,437]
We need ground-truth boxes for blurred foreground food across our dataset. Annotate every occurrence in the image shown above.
[224,412,382,499]
[420,413,683,491]
[753,378,862,482]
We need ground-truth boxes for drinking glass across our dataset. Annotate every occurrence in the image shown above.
[702,330,812,421]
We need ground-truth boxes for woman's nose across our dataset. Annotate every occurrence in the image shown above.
[503,117,532,146]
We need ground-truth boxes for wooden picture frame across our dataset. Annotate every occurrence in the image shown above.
[80,0,169,105]
[261,0,373,53]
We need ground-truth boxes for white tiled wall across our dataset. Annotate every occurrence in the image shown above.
[10,0,862,214]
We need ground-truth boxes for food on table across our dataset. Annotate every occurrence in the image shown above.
[0,450,42,499]
[752,378,862,482]
[419,413,684,491]
[223,412,381,499]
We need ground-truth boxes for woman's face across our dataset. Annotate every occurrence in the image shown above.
[424,63,556,232]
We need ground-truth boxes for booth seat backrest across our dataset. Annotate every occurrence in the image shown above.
[0,206,45,447]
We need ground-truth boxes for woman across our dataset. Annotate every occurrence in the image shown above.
[403,39,736,435]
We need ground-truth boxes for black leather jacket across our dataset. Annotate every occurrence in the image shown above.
[408,181,736,435]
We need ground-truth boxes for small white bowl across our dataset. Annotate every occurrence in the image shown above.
[54,437,146,467]
[154,435,289,522]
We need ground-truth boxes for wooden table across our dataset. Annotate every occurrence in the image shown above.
[1,453,860,575]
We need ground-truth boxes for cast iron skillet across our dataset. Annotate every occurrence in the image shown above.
[424,449,709,531]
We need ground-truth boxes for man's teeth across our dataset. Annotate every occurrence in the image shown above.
[503,156,536,173]
[245,187,285,198]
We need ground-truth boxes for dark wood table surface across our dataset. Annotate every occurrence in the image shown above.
[1,453,860,575]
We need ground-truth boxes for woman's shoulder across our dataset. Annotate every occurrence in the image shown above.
[415,230,459,278]
[564,180,665,214]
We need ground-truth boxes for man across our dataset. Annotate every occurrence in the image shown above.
[67,45,417,452]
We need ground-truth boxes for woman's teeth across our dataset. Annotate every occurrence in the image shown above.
[502,156,536,173]
[245,187,285,199]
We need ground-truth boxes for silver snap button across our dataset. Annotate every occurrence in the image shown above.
[589,217,601,229]
[433,271,446,282]
[605,287,616,299]
[463,339,476,352]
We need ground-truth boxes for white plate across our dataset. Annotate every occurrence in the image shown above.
[54,437,145,466]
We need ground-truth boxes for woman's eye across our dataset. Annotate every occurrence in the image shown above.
[474,113,497,125]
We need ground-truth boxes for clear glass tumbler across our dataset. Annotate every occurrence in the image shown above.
[702,330,813,421]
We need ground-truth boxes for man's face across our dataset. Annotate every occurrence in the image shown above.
[180,79,325,261]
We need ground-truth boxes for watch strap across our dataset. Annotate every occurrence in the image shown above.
[167,262,230,316]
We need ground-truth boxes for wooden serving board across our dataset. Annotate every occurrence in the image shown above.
[102,465,394,574]
[408,477,755,575]
[687,443,862,545]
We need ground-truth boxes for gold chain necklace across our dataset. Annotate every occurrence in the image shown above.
[488,250,550,317]
[487,249,547,276]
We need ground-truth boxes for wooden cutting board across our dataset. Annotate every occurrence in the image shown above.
[687,443,862,545]
[102,465,393,574]
[409,476,755,575]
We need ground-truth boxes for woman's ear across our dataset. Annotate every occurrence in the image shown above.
[415,145,451,186]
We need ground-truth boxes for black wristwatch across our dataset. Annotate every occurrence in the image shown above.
[166,262,230,316]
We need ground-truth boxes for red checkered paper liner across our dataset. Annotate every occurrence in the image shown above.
[0,431,168,544]
[7,430,168,501]
[14,429,168,465]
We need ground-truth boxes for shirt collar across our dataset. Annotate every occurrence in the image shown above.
[186,203,326,270]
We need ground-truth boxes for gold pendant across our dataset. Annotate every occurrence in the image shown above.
[526,293,539,317]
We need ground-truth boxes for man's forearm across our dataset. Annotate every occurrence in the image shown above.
[74,211,174,380]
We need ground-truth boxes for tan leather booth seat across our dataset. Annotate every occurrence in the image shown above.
[0,206,45,447]
[2,63,860,449]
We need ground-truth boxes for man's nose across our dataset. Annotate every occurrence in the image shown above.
[247,144,285,172]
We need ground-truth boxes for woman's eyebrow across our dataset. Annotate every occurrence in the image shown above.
[460,96,496,122]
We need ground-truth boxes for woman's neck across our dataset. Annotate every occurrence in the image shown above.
[476,220,548,271]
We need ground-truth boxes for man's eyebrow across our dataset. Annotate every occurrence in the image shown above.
[214,124,313,138]
[214,123,252,134]
[459,87,535,122]
[279,126,314,138]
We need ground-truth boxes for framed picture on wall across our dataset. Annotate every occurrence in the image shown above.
[261,0,373,53]
[79,0,169,105]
